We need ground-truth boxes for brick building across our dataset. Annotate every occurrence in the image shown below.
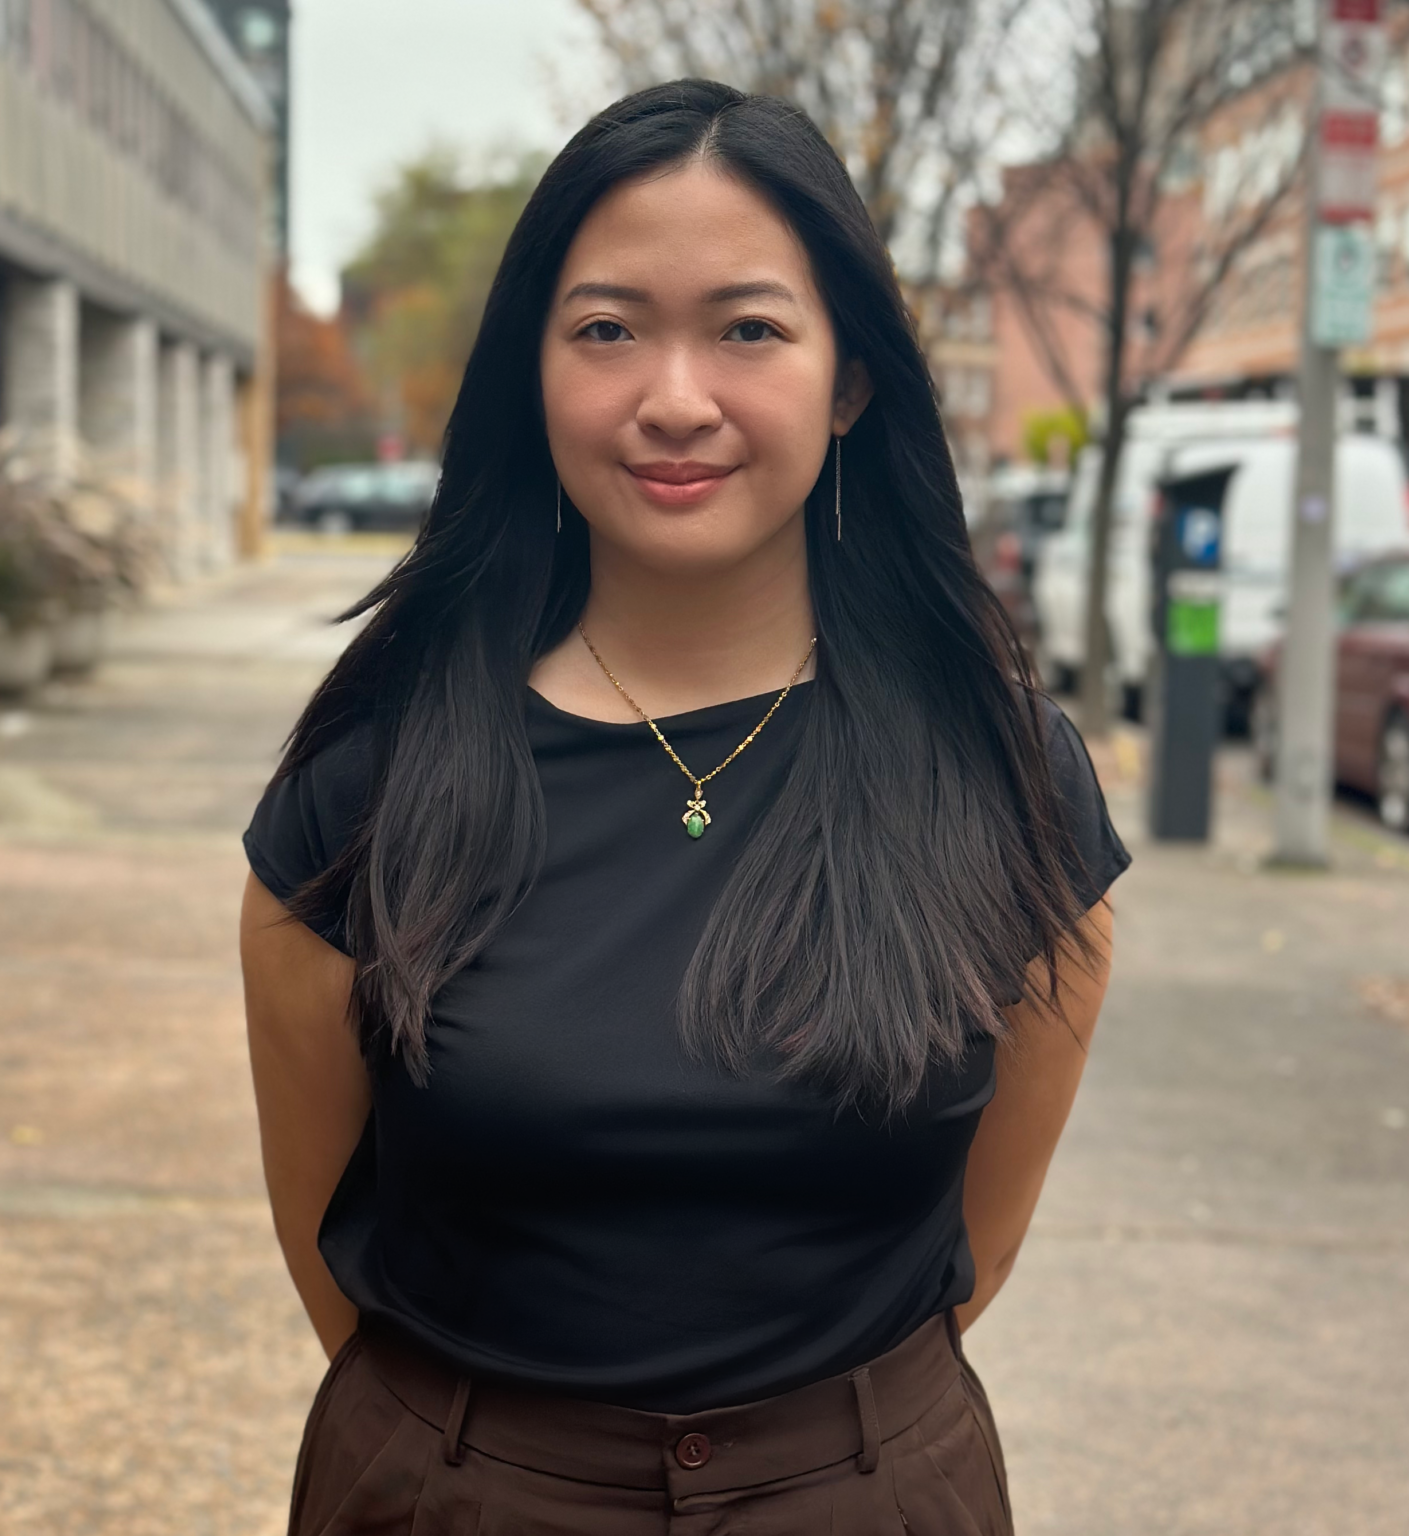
[973,15,1409,468]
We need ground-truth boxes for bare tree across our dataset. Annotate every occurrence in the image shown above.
[574,0,1035,288]
[976,0,1310,734]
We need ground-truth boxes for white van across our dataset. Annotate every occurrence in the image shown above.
[1033,402,1409,719]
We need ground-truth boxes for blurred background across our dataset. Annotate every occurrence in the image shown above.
[0,2,1406,1532]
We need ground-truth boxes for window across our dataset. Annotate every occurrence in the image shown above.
[4,0,258,256]
[1344,561,1409,623]
[1161,135,1201,192]
[238,8,278,53]
[1365,562,1409,622]
[969,370,992,417]
[380,463,440,502]
[1376,201,1400,290]
[1384,57,1409,148]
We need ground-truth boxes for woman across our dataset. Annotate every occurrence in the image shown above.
[242,79,1128,1535]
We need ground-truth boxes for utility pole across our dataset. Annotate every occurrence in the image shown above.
[1273,0,1383,865]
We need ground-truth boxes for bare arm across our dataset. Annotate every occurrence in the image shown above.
[240,871,371,1359]
[955,900,1114,1333]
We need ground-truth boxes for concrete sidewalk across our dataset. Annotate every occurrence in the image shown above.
[969,735,1409,1535]
[0,547,385,1536]
[1,545,1406,1535]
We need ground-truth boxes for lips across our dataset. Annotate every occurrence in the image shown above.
[628,461,734,484]
[625,460,737,507]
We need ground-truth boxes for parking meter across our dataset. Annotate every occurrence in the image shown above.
[1147,465,1237,841]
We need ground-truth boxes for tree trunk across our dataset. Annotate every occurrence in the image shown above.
[1079,405,1125,737]
[1079,229,1134,739]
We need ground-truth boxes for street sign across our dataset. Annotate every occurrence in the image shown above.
[1323,0,1385,114]
[1318,0,1384,222]
[1311,223,1375,346]
[1320,113,1379,222]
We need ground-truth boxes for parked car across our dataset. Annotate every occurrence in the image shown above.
[1253,551,1409,833]
[283,461,441,533]
[273,463,301,524]
[1033,401,1409,725]
[969,465,1069,659]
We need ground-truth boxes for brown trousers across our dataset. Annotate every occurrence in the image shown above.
[289,1312,1013,1535]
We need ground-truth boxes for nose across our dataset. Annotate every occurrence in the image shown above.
[635,346,723,440]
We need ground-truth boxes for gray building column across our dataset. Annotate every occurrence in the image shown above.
[1,275,80,484]
[79,308,159,505]
[157,340,201,579]
[199,352,238,570]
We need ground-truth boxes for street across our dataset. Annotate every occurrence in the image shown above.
[1,543,1407,1535]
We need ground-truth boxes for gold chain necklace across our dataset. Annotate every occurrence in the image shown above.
[577,624,817,839]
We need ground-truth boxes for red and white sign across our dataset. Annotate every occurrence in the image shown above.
[1318,0,1384,223]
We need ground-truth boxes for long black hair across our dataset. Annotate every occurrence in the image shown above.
[282,78,1090,1113]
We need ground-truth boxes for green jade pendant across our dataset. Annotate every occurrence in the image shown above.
[683,792,711,840]
[576,624,816,848]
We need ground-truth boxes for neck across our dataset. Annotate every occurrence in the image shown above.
[534,516,815,721]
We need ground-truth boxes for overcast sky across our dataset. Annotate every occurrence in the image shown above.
[289,0,612,313]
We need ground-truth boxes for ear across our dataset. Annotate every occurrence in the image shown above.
[831,358,874,437]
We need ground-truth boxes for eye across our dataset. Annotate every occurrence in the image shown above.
[725,318,780,343]
[579,319,631,343]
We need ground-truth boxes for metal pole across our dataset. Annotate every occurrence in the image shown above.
[1272,4,1340,868]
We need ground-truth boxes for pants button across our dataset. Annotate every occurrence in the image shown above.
[675,1432,712,1469]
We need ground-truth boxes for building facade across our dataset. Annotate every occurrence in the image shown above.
[205,0,288,253]
[0,0,273,575]
[1174,33,1409,437]
[974,14,1409,469]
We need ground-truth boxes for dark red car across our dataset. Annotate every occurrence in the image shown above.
[1255,552,1409,833]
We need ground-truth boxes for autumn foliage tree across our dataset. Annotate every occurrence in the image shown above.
[274,268,376,469]
[340,149,543,454]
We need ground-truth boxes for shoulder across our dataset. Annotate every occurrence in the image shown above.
[1031,694,1132,911]
[1035,693,1092,784]
[294,717,382,843]
[243,718,382,910]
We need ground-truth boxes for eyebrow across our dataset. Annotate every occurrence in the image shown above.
[560,280,799,306]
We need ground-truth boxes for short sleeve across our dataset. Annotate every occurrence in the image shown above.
[242,723,377,955]
[1040,695,1131,914]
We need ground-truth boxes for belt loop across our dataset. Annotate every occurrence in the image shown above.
[442,1376,474,1467]
[944,1309,963,1358]
[849,1365,881,1474]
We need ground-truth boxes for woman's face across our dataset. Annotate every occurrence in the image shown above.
[540,160,870,577]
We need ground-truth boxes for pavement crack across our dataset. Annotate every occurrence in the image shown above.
[1030,1218,1409,1252]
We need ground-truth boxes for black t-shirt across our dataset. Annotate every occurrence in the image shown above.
[244,684,1128,1412]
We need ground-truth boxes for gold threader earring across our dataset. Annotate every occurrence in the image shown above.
[834,435,842,542]
[556,479,562,535]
